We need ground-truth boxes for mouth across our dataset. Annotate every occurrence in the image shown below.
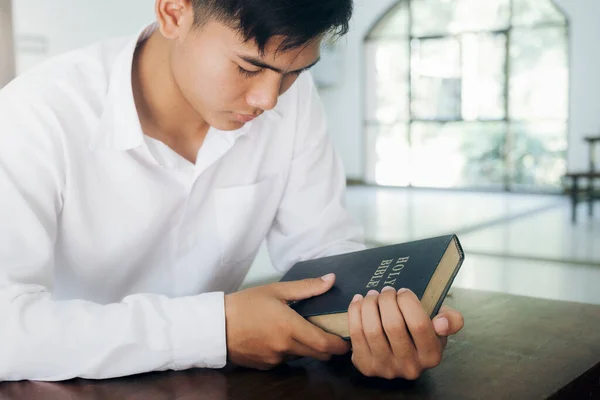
[234,113,258,123]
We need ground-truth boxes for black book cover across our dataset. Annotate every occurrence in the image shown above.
[280,234,464,318]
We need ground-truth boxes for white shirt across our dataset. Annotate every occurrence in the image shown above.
[0,24,364,381]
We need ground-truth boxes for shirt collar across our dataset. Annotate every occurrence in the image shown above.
[264,108,283,122]
[90,23,156,151]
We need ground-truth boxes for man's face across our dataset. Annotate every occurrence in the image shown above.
[169,19,322,131]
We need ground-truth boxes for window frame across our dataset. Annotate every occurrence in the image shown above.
[363,0,570,192]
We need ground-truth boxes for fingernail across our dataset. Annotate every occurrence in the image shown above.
[434,317,449,334]
[381,286,395,292]
[351,294,363,303]
[366,290,379,296]
[397,288,408,294]
[321,273,335,282]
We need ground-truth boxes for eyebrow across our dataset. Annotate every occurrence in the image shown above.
[238,55,321,74]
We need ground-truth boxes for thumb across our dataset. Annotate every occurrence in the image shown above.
[433,306,464,337]
[272,273,336,302]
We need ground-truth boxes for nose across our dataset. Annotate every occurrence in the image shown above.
[246,74,281,111]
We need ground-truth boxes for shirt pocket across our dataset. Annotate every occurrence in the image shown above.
[214,175,281,265]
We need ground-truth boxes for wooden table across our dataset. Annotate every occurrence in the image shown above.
[1,289,599,400]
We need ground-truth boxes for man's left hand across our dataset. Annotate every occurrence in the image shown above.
[347,286,464,380]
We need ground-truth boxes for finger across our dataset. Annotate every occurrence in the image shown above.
[362,290,393,360]
[271,274,336,302]
[289,310,350,356]
[287,339,333,362]
[440,336,448,351]
[378,286,415,361]
[348,294,371,362]
[433,306,464,336]
[396,289,442,368]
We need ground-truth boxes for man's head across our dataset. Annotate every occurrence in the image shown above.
[154,0,352,131]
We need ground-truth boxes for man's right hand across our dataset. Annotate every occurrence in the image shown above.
[224,273,350,370]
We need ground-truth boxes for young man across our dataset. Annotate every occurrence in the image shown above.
[0,0,463,381]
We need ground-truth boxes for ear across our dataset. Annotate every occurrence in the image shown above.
[155,0,195,40]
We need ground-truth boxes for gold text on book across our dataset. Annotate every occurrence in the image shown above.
[366,257,410,289]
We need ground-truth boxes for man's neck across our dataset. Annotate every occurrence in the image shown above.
[132,30,209,164]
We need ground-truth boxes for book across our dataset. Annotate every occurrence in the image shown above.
[279,234,464,339]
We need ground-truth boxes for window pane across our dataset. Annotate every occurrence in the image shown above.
[365,124,410,186]
[508,121,567,190]
[411,121,507,188]
[512,0,567,26]
[362,0,569,193]
[411,0,510,37]
[367,1,409,40]
[411,38,461,120]
[365,41,410,123]
[461,33,507,121]
[509,27,568,120]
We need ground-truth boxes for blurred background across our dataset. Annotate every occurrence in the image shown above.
[1,0,598,304]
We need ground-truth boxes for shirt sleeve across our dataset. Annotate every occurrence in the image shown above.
[266,73,367,273]
[0,90,226,381]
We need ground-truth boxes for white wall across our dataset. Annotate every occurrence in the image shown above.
[319,0,397,180]
[12,0,155,73]
[555,0,600,171]
[322,0,600,180]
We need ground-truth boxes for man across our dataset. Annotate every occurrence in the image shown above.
[0,0,463,381]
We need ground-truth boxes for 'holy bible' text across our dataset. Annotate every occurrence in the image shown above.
[365,257,410,289]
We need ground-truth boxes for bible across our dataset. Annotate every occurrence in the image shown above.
[279,234,464,338]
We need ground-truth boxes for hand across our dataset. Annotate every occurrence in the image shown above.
[348,286,464,380]
[224,273,351,370]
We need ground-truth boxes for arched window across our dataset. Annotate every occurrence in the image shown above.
[364,0,569,191]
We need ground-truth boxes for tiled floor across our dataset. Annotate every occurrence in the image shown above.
[461,201,600,264]
[345,186,563,245]
[242,186,600,305]
[453,253,600,305]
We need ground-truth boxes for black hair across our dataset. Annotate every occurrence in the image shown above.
[191,0,353,53]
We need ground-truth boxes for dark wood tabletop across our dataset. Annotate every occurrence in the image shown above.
[1,288,599,400]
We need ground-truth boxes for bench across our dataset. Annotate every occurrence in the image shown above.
[564,172,600,223]
[584,136,600,172]
[564,135,600,223]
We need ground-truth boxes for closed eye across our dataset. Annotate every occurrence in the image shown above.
[237,64,310,79]
[288,68,309,77]
[237,66,262,78]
